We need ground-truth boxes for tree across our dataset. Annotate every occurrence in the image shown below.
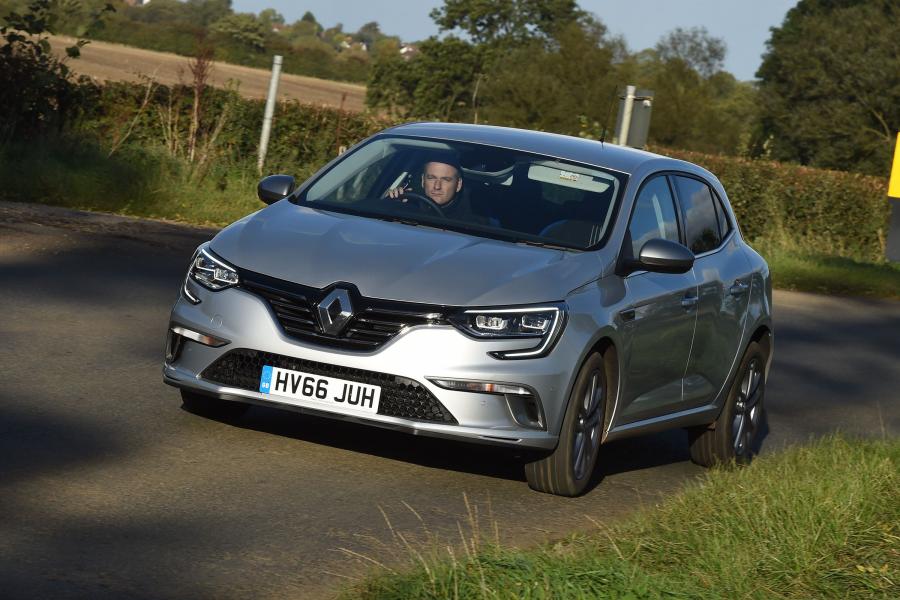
[430,0,584,46]
[655,26,726,79]
[756,0,900,175]
[622,50,757,155]
[368,36,483,121]
[210,13,267,51]
[368,0,592,121]
[479,19,620,133]
[354,21,382,48]
[184,0,232,28]
[257,8,284,30]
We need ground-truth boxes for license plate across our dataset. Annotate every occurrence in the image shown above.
[258,365,380,414]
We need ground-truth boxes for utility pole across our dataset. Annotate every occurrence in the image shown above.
[257,55,283,174]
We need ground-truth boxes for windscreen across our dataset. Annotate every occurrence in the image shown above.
[298,135,627,250]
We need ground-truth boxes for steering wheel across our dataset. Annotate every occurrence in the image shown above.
[396,191,446,218]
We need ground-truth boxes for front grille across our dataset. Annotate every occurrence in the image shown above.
[201,349,457,424]
[239,269,449,351]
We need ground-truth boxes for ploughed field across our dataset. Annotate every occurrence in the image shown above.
[46,34,367,112]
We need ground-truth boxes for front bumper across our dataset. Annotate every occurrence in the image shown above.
[163,282,582,450]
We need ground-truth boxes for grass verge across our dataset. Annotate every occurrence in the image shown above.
[0,139,270,227]
[763,248,900,299]
[2,141,898,299]
[343,436,899,599]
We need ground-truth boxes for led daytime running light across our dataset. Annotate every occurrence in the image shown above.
[189,246,240,291]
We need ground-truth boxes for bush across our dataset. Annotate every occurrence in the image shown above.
[0,0,98,142]
[73,80,388,177]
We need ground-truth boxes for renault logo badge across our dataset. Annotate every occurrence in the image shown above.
[317,289,353,335]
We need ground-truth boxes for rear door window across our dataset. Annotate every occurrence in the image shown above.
[672,175,721,254]
[627,176,680,260]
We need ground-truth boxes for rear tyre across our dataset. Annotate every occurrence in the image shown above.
[181,390,250,420]
[525,352,609,496]
[688,341,766,467]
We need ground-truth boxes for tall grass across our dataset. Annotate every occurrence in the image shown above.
[343,436,899,599]
[0,138,287,227]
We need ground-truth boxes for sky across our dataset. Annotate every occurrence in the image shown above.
[232,0,799,81]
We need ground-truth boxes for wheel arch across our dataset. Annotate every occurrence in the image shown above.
[707,325,772,427]
[749,324,773,379]
[578,336,620,442]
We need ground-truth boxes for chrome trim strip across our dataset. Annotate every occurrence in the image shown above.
[427,377,535,396]
[171,325,229,348]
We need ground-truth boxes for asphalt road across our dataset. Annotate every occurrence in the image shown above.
[1,202,898,599]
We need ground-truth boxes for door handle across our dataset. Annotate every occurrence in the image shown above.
[681,295,699,309]
[729,280,750,296]
[619,308,636,322]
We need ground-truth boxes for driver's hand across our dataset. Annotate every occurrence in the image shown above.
[387,184,411,201]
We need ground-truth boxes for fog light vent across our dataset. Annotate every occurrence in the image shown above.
[428,378,546,431]
[165,331,186,363]
[166,325,229,363]
[506,393,546,430]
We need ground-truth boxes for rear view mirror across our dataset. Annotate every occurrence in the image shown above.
[257,174,296,205]
[638,239,695,274]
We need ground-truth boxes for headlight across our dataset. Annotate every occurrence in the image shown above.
[449,304,566,359]
[183,245,239,302]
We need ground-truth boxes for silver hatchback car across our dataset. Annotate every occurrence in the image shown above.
[164,123,772,496]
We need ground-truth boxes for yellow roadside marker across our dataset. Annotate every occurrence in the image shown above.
[890,132,900,199]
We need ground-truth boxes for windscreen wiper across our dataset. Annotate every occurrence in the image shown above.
[515,239,576,251]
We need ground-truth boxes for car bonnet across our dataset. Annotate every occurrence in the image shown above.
[209,200,613,306]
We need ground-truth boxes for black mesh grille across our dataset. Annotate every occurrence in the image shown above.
[201,349,457,424]
[239,269,448,351]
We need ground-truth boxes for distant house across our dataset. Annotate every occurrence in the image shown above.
[399,44,419,60]
[122,0,151,6]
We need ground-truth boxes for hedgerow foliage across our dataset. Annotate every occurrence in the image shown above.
[76,81,388,176]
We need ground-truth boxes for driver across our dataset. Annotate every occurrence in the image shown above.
[388,158,463,207]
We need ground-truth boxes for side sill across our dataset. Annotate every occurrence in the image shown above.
[604,404,718,443]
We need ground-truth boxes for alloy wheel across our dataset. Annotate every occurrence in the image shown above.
[732,357,763,456]
[572,370,603,480]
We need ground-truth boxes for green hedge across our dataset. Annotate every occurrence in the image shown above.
[660,148,891,262]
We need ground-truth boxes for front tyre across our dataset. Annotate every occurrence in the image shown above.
[525,352,609,496]
[688,341,767,467]
[180,390,250,421]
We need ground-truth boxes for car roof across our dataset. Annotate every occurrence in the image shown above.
[383,122,674,175]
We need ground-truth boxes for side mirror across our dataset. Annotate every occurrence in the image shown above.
[637,238,695,274]
[257,174,296,205]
